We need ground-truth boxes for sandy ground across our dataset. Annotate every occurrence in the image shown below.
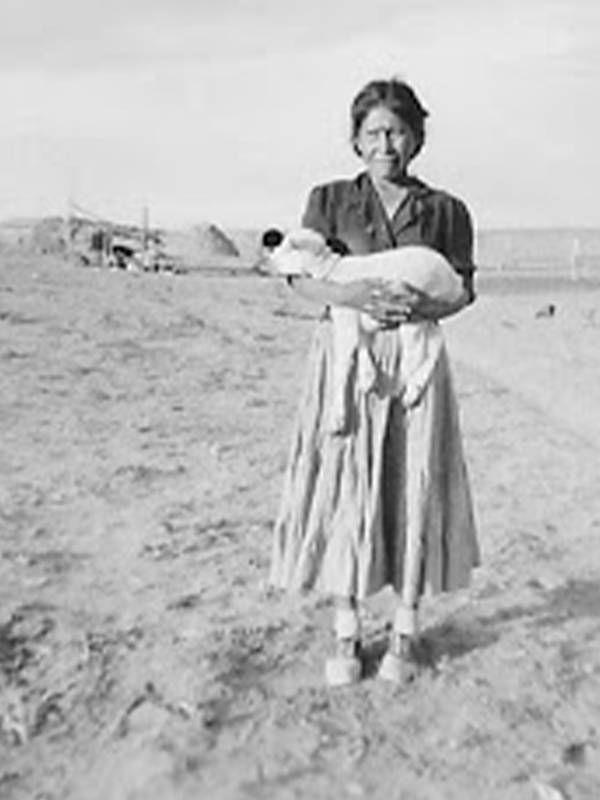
[1,255,600,800]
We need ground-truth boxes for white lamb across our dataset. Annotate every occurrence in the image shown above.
[267,228,464,434]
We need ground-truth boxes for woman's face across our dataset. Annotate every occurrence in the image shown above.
[354,105,417,182]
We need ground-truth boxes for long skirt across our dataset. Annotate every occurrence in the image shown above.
[269,317,480,602]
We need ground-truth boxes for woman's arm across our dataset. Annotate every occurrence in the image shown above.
[354,284,463,326]
[363,281,472,326]
[408,285,472,322]
[444,198,477,305]
[294,184,393,312]
[294,182,442,324]
[365,197,477,325]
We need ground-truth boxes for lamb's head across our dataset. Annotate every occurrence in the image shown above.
[261,227,336,278]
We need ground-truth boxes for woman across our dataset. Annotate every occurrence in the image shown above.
[269,78,480,686]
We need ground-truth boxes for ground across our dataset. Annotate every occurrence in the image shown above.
[1,255,599,800]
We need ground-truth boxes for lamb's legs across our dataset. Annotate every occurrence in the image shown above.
[400,324,444,409]
[326,310,363,435]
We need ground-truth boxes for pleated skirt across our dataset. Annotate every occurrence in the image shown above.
[269,317,480,600]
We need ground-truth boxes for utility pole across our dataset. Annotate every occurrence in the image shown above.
[142,205,149,253]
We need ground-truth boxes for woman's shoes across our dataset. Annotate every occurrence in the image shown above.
[325,638,362,687]
[324,611,420,687]
[378,632,419,685]
[325,608,362,687]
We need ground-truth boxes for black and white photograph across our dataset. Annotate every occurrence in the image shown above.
[1,2,599,798]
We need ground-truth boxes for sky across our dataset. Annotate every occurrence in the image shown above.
[0,0,599,231]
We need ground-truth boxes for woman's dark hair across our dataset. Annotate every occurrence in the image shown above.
[350,78,429,158]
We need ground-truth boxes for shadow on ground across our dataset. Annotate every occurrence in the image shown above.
[360,577,600,679]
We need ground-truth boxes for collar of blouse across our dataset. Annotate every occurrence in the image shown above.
[350,172,434,245]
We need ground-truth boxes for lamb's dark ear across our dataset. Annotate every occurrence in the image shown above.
[261,228,284,251]
[326,236,350,255]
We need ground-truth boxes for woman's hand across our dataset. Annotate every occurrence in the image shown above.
[364,282,471,326]
[362,283,419,328]
[290,277,471,326]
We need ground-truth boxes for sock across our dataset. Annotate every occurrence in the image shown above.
[334,607,360,640]
[393,605,419,637]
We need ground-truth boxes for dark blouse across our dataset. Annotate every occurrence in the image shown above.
[301,171,476,294]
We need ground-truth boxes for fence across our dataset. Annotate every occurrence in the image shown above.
[475,228,600,279]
